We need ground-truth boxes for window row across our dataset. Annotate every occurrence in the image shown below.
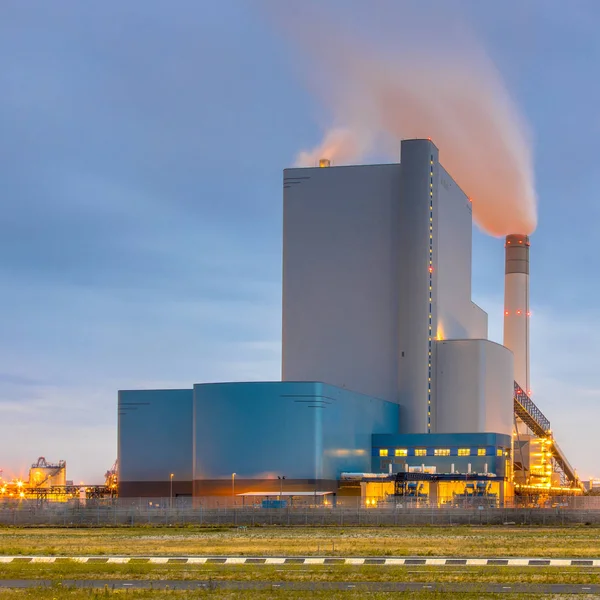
[378,448,507,458]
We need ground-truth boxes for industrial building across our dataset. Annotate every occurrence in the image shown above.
[0,456,115,503]
[118,139,581,505]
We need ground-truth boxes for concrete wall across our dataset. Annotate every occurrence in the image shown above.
[282,164,401,405]
[435,340,514,436]
[193,381,398,494]
[436,165,479,340]
[397,139,440,434]
[470,303,489,339]
[118,389,193,497]
[282,140,488,437]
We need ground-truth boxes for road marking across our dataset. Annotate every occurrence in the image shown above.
[5,555,600,568]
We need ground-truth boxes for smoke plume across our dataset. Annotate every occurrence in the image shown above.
[270,1,537,237]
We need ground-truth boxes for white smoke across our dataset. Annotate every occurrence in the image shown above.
[295,128,364,167]
[270,1,537,236]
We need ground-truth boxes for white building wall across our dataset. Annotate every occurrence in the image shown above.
[282,163,401,404]
[397,139,440,433]
[435,339,514,436]
[436,166,486,340]
[470,303,489,339]
[282,139,496,436]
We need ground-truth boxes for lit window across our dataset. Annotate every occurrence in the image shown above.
[478,448,486,456]
[497,448,503,457]
[434,449,450,456]
[458,448,470,456]
[395,449,407,457]
[379,449,388,457]
[415,448,427,457]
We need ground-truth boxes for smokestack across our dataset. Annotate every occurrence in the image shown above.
[503,234,530,395]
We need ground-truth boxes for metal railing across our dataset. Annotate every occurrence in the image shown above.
[513,382,582,491]
[514,382,551,435]
[551,439,582,490]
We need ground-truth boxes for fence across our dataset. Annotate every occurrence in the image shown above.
[2,495,600,527]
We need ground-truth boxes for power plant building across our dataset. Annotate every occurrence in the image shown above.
[282,139,509,435]
[117,139,580,504]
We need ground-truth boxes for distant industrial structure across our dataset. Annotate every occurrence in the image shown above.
[0,457,116,503]
[118,139,582,506]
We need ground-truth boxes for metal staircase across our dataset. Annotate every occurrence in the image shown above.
[513,383,583,491]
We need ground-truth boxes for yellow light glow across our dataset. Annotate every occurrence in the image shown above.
[436,323,445,341]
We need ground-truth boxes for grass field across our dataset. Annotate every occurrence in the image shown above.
[2,526,600,599]
[1,562,600,584]
[0,591,583,600]
[1,525,600,558]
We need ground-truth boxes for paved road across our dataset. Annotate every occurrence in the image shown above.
[2,580,600,593]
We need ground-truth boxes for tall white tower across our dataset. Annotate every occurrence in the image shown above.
[503,233,530,395]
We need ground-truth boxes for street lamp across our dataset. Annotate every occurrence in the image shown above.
[232,473,236,504]
[170,473,174,509]
[277,475,286,502]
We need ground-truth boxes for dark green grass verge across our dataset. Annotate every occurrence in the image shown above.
[0,562,599,585]
[0,589,586,600]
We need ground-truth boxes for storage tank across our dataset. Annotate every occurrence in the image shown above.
[28,457,66,488]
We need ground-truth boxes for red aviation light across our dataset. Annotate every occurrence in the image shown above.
[428,266,434,273]
[516,310,522,315]
[504,310,509,316]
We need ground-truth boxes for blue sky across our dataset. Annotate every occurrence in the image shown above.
[1,1,599,483]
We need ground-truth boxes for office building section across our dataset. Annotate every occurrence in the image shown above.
[118,139,581,505]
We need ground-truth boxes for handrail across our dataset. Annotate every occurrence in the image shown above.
[514,383,551,434]
[513,382,582,490]
[551,439,583,490]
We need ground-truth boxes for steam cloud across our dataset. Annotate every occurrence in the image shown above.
[272,1,537,237]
